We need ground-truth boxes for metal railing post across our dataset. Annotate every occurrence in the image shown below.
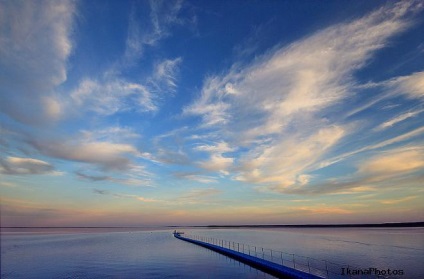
[325,260,329,278]
[293,254,296,269]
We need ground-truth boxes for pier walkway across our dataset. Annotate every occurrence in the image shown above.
[174,232,324,279]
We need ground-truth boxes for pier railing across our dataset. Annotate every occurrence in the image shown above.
[183,234,383,279]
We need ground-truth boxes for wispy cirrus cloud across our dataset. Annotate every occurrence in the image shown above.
[69,57,182,117]
[184,1,423,192]
[236,126,345,189]
[358,147,424,176]
[77,170,152,187]
[319,126,424,169]
[380,196,417,205]
[194,141,234,175]
[92,188,159,203]
[177,188,222,204]
[148,0,185,40]
[280,146,424,195]
[346,71,424,118]
[374,108,424,131]
[149,58,182,93]
[0,0,75,124]
[120,0,187,69]
[70,78,157,115]
[0,181,18,188]
[0,0,186,125]
[291,206,353,215]
[173,172,217,184]
[185,2,417,132]
[386,71,424,100]
[80,126,141,142]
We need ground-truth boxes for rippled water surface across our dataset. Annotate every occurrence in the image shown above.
[1,227,423,278]
[184,227,424,278]
[1,228,274,279]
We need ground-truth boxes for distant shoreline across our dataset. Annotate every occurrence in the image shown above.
[169,222,424,228]
[3,221,423,229]
[200,221,424,228]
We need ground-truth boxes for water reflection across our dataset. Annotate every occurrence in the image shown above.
[1,229,275,279]
[180,227,424,278]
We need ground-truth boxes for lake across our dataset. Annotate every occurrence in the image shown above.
[1,227,423,278]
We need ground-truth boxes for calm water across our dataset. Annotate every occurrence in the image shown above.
[1,227,423,278]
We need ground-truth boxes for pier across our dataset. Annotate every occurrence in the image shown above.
[173,232,324,279]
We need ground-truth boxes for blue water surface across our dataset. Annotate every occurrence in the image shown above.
[1,229,274,279]
[1,227,423,278]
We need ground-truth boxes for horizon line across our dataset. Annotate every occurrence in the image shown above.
[1,221,423,229]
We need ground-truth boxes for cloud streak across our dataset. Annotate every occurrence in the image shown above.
[70,78,157,115]
[184,1,423,193]
[27,137,139,171]
[77,170,152,187]
[0,157,55,175]
[374,108,424,131]
[280,146,424,195]
[0,0,75,124]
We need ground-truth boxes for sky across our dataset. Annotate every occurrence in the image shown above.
[1,0,423,227]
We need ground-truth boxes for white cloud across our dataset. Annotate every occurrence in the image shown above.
[149,58,182,92]
[78,171,152,187]
[92,189,158,201]
[186,2,415,134]
[375,108,424,131]
[358,147,424,176]
[195,141,235,174]
[69,58,182,117]
[80,126,141,142]
[297,174,312,186]
[71,78,156,115]
[0,181,18,187]
[194,141,233,153]
[136,196,159,203]
[347,71,424,117]
[123,0,184,64]
[387,71,424,99]
[0,157,55,175]
[0,0,75,124]
[149,0,184,37]
[183,2,421,191]
[380,196,417,205]
[28,138,140,171]
[236,126,345,188]
[281,146,424,195]
[174,173,217,184]
[319,126,424,169]
[0,1,186,125]
[199,154,233,175]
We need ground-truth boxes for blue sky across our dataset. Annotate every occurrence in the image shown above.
[1,0,423,226]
